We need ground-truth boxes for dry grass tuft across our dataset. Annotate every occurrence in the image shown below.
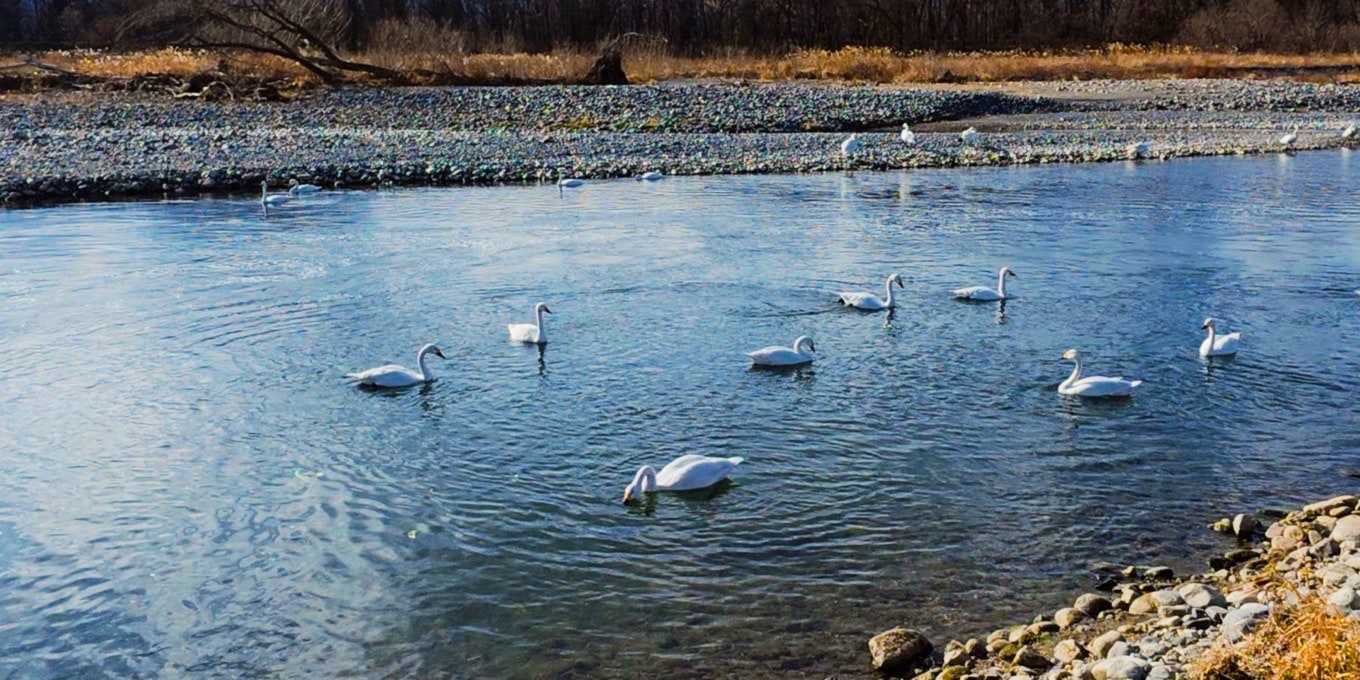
[1187,593,1360,680]
[7,44,1360,86]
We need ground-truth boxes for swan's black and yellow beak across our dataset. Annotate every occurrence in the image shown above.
[622,491,633,504]
[543,306,553,314]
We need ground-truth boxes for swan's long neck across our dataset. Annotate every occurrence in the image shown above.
[416,346,433,381]
[534,306,546,339]
[1061,357,1083,391]
[996,270,1008,298]
[884,278,896,307]
[631,466,658,492]
[793,337,811,354]
[1204,324,1216,347]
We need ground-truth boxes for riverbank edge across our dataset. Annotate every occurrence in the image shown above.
[868,492,1360,679]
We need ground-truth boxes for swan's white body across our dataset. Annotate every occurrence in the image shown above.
[637,171,665,181]
[899,123,916,144]
[1199,318,1242,357]
[558,178,585,187]
[840,134,861,156]
[952,267,1015,301]
[960,127,979,143]
[1058,349,1141,397]
[1280,125,1299,148]
[289,183,322,195]
[1342,124,1357,140]
[261,181,292,207]
[747,336,815,367]
[346,343,446,388]
[622,455,744,503]
[838,273,903,310]
[1127,141,1149,159]
[508,303,552,344]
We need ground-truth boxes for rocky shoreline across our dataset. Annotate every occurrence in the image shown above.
[3,79,1360,206]
[867,493,1360,679]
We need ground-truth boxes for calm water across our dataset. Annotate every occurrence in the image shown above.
[3,152,1360,679]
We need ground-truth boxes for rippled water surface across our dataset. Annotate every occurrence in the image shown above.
[4,152,1360,678]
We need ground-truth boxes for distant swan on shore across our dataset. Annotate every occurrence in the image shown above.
[1127,141,1149,159]
[1343,123,1357,140]
[840,133,861,156]
[899,123,915,144]
[1279,124,1299,149]
[1057,349,1141,397]
[960,127,979,143]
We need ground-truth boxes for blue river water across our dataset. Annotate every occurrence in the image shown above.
[2,151,1359,678]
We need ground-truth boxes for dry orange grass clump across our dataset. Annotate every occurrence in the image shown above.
[1187,593,1360,680]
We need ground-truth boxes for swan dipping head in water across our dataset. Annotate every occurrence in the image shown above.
[622,455,744,503]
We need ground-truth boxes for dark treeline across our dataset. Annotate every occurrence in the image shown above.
[5,0,1360,53]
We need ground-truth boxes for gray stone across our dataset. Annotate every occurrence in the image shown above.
[1328,586,1360,612]
[1321,563,1357,588]
[1232,513,1258,538]
[1143,566,1174,581]
[1106,641,1130,659]
[1177,583,1226,609]
[1303,495,1356,515]
[1222,603,1271,643]
[1053,638,1088,664]
[1013,645,1050,671]
[1026,620,1060,637]
[1129,590,1183,616]
[1272,524,1307,552]
[1090,655,1150,680]
[1075,594,1114,617]
[1206,605,1229,621]
[1332,515,1360,543]
[869,627,933,674]
[1145,664,1173,680]
[1056,607,1087,630]
[1089,630,1123,659]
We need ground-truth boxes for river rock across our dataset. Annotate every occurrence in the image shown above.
[1222,603,1271,643]
[1328,586,1360,612]
[1053,638,1089,664]
[937,667,966,680]
[1090,629,1123,658]
[1176,583,1226,608]
[1331,515,1360,544]
[1075,594,1113,617]
[1303,495,1356,516]
[1013,645,1050,671]
[1091,655,1150,680]
[1129,590,1184,615]
[1056,607,1086,629]
[1272,524,1306,552]
[1144,566,1174,581]
[869,627,932,674]
[1232,513,1258,538]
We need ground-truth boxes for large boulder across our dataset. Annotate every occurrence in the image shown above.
[1089,629,1123,659]
[1331,515,1360,544]
[1222,603,1271,643]
[869,627,932,674]
[1075,593,1113,617]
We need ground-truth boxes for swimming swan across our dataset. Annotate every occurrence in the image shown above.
[289,183,323,195]
[557,177,584,196]
[1058,349,1142,397]
[636,171,665,181]
[261,180,292,207]
[508,303,552,344]
[1199,318,1242,357]
[747,336,815,367]
[345,343,447,388]
[839,273,904,310]
[622,455,744,503]
[953,267,1016,301]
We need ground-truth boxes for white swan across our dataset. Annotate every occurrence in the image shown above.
[289,183,323,195]
[1343,124,1357,140]
[960,126,979,143]
[747,336,815,367]
[622,455,744,503]
[840,133,861,156]
[261,180,292,207]
[899,123,916,144]
[838,273,903,310]
[953,267,1015,301]
[1199,318,1242,357]
[1058,349,1142,397]
[508,302,552,344]
[1127,141,1149,159]
[1279,124,1299,148]
[636,171,665,181]
[557,177,584,196]
[346,343,446,388]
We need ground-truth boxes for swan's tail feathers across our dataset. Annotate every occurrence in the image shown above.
[1130,380,1144,389]
[728,456,745,465]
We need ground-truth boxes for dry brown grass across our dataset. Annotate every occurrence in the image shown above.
[1187,593,1360,680]
[8,44,1360,86]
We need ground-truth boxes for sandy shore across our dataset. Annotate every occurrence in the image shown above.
[1,79,1358,205]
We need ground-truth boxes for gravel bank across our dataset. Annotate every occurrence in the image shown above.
[868,493,1360,679]
[2,79,1358,205]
